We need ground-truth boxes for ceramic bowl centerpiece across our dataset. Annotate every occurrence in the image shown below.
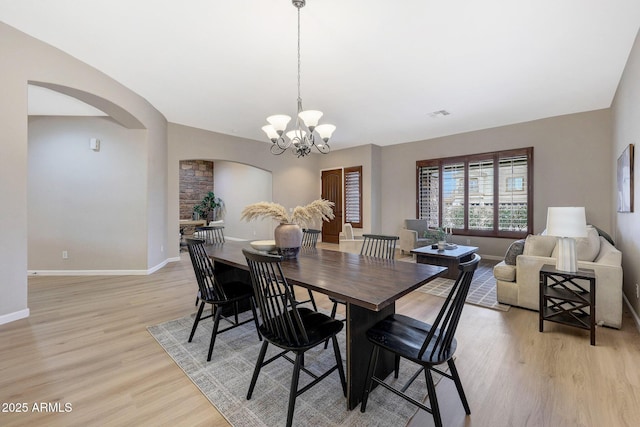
[241,199,335,259]
[249,240,277,252]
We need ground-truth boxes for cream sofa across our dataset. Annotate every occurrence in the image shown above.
[493,226,623,328]
[399,219,434,254]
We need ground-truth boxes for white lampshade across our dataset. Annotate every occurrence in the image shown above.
[262,125,280,141]
[266,115,291,134]
[546,207,587,238]
[546,207,587,273]
[286,130,306,141]
[298,110,323,130]
[314,124,336,142]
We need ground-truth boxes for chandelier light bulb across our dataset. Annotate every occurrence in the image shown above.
[314,124,336,142]
[262,125,280,141]
[286,129,307,141]
[266,115,291,134]
[298,110,323,131]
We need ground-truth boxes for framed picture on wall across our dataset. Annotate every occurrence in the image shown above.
[617,143,634,213]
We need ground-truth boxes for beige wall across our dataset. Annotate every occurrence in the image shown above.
[28,116,148,271]
[379,109,613,258]
[611,28,640,320]
[214,161,273,241]
[167,123,320,258]
[0,22,167,323]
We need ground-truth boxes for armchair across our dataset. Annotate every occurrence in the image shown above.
[399,219,435,254]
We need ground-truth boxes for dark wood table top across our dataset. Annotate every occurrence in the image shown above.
[411,244,479,260]
[206,241,447,312]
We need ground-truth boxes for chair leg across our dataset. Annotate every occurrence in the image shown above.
[448,359,471,414]
[331,336,347,396]
[207,306,223,362]
[249,298,262,341]
[324,301,339,349]
[188,302,206,342]
[359,345,380,413]
[247,340,269,399]
[424,368,443,427]
[307,289,318,311]
[286,353,303,427]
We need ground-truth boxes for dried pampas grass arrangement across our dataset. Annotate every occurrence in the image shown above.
[241,199,335,228]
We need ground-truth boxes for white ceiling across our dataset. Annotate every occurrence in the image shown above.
[3,0,640,150]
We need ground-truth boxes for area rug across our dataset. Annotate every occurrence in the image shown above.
[148,311,444,427]
[402,258,510,312]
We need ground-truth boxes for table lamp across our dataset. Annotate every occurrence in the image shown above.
[545,207,588,273]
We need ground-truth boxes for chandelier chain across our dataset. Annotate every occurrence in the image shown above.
[297,6,302,109]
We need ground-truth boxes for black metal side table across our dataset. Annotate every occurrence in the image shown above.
[539,264,596,345]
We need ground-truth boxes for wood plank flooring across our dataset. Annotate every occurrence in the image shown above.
[1,244,639,426]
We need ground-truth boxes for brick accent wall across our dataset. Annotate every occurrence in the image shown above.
[179,160,214,219]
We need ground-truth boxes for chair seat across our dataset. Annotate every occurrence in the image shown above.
[366,313,456,365]
[202,280,254,304]
[261,307,344,350]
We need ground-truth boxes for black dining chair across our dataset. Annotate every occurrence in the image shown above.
[359,254,481,427]
[360,234,399,259]
[195,225,225,244]
[291,228,322,311]
[301,228,321,248]
[326,234,400,345]
[186,239,261,361]
[194,226,226,306]
[243,249,347,427]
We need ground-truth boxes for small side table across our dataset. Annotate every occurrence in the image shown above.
[539,264,596,345]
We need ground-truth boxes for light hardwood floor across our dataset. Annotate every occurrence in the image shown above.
[1,245,639,427]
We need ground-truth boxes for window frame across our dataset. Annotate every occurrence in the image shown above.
[416,147,533,239]
[344,166,363,229]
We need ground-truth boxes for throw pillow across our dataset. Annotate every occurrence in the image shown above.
[523,235,557,257]
[504,239,525,265]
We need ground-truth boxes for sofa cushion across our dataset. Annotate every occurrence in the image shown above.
[551,225,600,262]
[494,261,516,282]
[504,239,525,265]
[523,235,556,257]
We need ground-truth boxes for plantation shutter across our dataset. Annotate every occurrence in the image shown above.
[344,166,362,228]
[417,164,439,227]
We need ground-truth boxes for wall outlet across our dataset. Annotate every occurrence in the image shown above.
[62,250,68,259]
[636,283,639,299]
[160,245,164,252]
[466,239,471,245]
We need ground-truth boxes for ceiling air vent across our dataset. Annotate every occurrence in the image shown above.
[429,110,451,118]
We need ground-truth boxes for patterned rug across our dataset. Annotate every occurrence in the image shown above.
[400,257,510,312]
[148,310,445,427]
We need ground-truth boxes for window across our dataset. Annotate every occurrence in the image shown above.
[344,166,362,228]
[416,148,533,238]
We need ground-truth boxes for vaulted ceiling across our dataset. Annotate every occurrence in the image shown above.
[2,0,640,150]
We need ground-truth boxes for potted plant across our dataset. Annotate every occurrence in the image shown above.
[241,199,335,258]
[193,191,224,222]
[424,227,451,249]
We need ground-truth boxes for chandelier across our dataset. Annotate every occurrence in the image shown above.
[262,0,336,157]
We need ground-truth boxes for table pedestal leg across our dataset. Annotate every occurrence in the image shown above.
[345,303,395,410]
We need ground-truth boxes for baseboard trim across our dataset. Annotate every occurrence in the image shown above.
[623,293,640,333]
[0,308,30,325]
[28,256,182,276]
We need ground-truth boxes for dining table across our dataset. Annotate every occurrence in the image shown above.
[205,240,447,410]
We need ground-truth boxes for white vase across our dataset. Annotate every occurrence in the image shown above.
[274,223,303,259]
